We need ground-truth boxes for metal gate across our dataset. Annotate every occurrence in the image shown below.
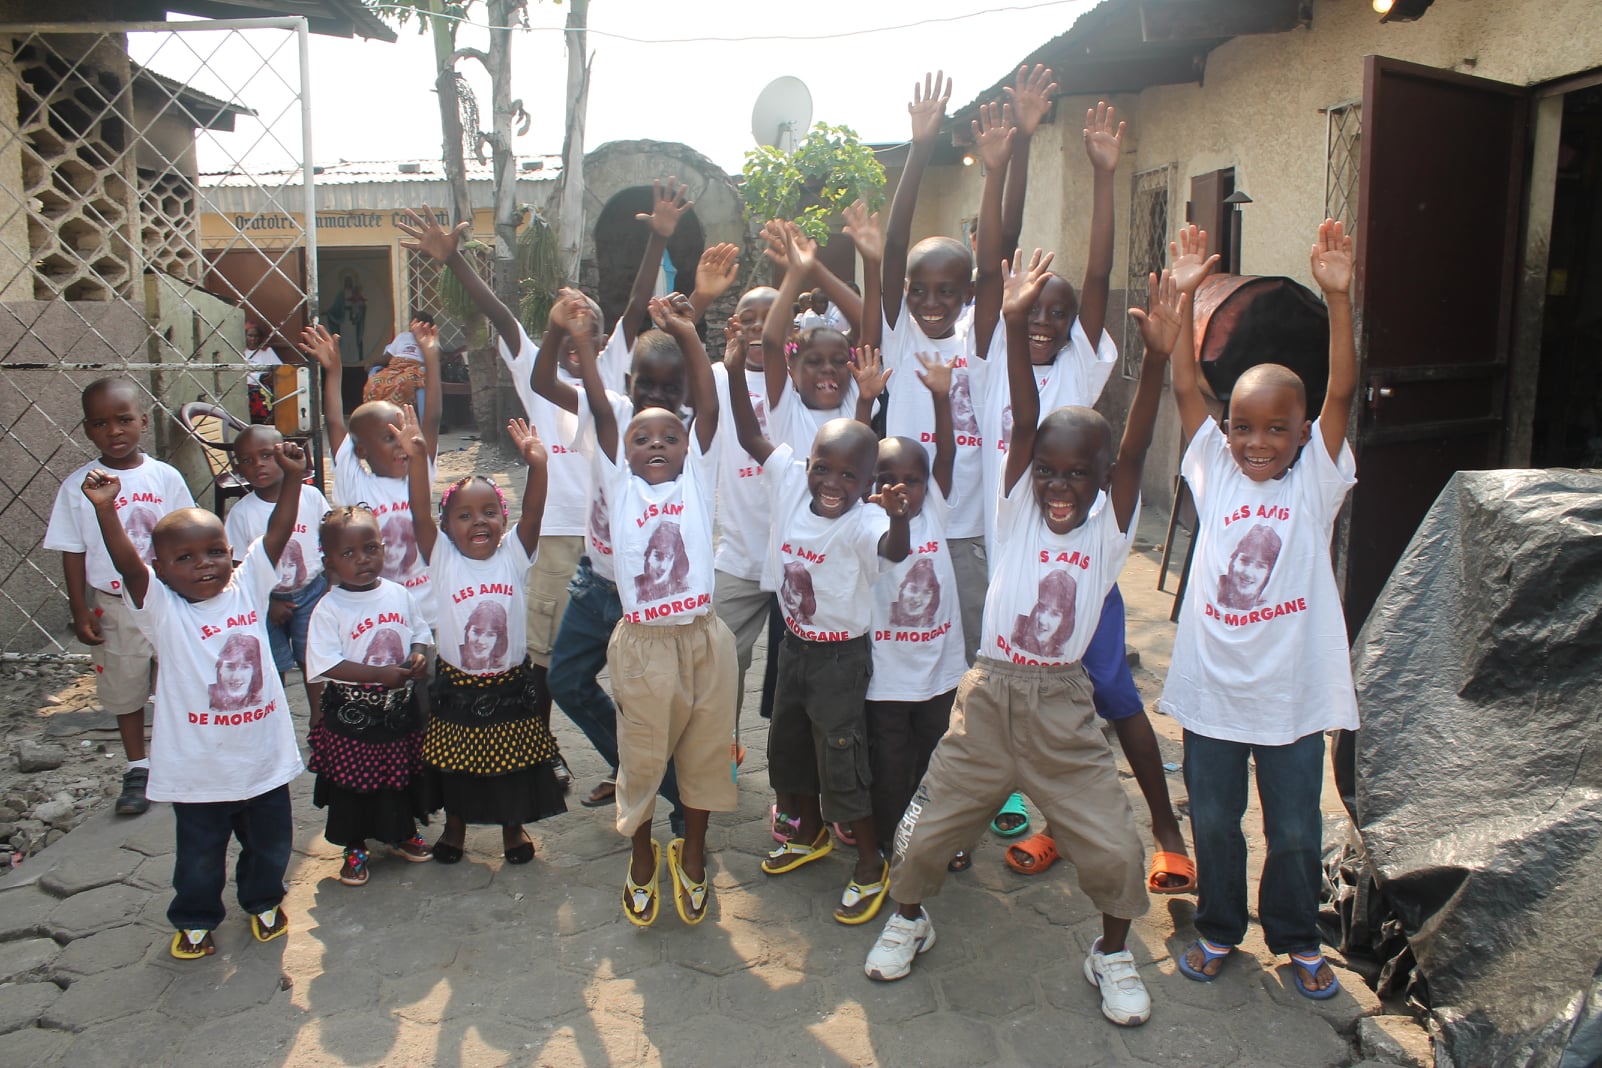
[0,18,317,656]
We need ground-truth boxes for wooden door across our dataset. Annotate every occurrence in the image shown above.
[1344,56,1528,632]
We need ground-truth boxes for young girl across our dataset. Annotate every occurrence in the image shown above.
[304,504,435,885]
[401,407,566,864]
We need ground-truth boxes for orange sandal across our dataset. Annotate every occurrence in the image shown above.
[1148,851,1197,894]
[1004,833,1059,875]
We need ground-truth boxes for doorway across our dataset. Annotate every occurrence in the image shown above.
[317,247,394,417]
[1530,83,1602,468]
[593,187,704,339]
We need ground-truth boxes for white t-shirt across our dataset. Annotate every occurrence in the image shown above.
[245,346,282,368]
[573,390,636,583]
[225,483,330,593]
[768,374,860,460]
[385,331,423,364]
[126,541,303,803]
[980,480,1134,667]
[1159,421,1360,745]
[868,486,968,700]
[430,524,535,674]
[601,433,718,626]
[499,325,628,538]
[44,455,195,595]
[796,306,848,333]
[305,578,432,683]
[882,302,985,539]
[331,436,435,626]
[969,320,1118,550]
[710,363,771,582]
[760,443,889,641]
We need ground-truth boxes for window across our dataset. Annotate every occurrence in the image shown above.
[1124,164,1174,377]
[1325,101,1361,232]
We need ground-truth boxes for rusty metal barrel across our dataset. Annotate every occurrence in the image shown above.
[1192,273,1330,414]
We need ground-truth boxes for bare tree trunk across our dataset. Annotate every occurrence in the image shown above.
[486,0,518,317]
[425,0,473,228]
[556,0,590,283]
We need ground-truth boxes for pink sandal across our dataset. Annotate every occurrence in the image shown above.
[770,805,799,844]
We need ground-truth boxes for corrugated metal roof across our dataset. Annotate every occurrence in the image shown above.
[164,0,397,43]
[199,156,564,188]
[197,158,560,213]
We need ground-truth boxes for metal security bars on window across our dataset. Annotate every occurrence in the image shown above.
[1123,164,1173,379]
[1325,101,1361,234]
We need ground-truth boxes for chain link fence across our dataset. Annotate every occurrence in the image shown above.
[0,18,317,656]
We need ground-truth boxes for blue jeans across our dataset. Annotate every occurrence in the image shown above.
[1183,729,1325,954]
[169,784,292,931]
[547,558,684,829]
[267,573,328,672]
[1083,584,1142,721]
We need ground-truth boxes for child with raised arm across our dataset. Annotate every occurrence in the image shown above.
[726,326,912,926]
[1158,221,1359,1000]
[566,291,736,927]
[300,315,442,627]
[533,179,720,818]
[880,71,990,667]
[44,378,195,817]
[83,440,308,959]
[866,249,1176,1030]
[400,406,566,864]
[965,77,1194,891]
[864,352,969,862]
[225,424,330,715]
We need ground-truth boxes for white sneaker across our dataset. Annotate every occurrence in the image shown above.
[1083,936,1152,1026]
[864,907,937,981]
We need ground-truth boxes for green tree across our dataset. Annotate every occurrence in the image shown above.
[742,123,886,244]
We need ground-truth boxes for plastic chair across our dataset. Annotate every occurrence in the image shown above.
[176,401,250,516]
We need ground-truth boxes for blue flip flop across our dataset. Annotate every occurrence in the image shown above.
[1289,952,1341,1000]
[989,792,1031,838]
[1176,938,1233,982]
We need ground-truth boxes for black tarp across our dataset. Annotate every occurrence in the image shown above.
[1351,469,1602,1068]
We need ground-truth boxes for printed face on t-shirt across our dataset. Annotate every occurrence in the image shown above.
[780,560,817,625]
[890,558,941,628]
[1011,568,1077,657]
[1218,523,1282,610]
[791,331,851,410]
[125,505,158,564]
[276,538,308,590]
[949,371,979,435]
[1026,274,1078,365]
[459,600,509,672]
[380,515,419,576]
[365,627,407,667]
[321,513,385,590]
[210,632,266,712]
[634,520,690,603]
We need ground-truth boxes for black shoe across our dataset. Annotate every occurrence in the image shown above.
[116,767,150,816]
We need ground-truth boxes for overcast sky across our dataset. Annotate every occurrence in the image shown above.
[140,0,1096,177]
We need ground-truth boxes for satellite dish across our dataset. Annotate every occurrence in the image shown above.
[752,76,813,153]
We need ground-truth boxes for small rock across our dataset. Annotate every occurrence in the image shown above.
[43,829,63,847]
[0,821,17,839]
[15,742,67,772]
[1358,1015,1433,1068]
[42,695,62,707]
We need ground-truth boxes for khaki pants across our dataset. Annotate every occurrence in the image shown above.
[948,536,987,665]
[889,656,1149,919]
[525,535,583,667]
[90,589,153,717]
[608,612,738,836]
[712,569,772,718]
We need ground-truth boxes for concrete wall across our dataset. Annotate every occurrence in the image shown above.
[907,0,1602,509]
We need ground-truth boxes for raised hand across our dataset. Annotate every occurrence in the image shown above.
[1005,64,1057,137]
[870,481,911,519]
[722,316,741,362]
[842,199,884,263]
[1083,101,1124,174]
[1168,224,1220,295]
[273,439,309,480]
[637,177,693,238]
[909,71,951,144]
[757,218,791,269]
[411,318,440,358]
[392,404,427,460]
[694,243,740,302]
[397,205,471,262]
[506,417,547,469]
[972,101,1015,172]
[81,468,121,509]
[850,344,892,402]
[1128,268,1186,359]
[298,322,341,371]
[1309,218,1354,297]
[648,292,696,335]
[782,220,818,277]
[913,351,955,396]
[1002,247,1056,322]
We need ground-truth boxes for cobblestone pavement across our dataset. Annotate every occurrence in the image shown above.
[0,505,1430,1067]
